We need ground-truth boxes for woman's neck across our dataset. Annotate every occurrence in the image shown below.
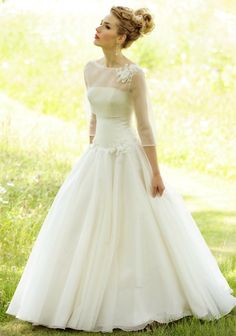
[101,49,126,67]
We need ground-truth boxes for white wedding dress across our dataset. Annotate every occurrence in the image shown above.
[6,59,236,332]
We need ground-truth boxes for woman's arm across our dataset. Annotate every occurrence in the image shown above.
[84,63,97,143]
[143,145,165,197]
[130,68,165,197]
[143,145,160,175]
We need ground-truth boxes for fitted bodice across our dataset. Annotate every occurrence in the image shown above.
[87,86,132,119]
[87,84,138,146]
[84,59,157,148]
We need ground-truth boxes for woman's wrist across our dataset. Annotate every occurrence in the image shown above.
[89,135,95,144]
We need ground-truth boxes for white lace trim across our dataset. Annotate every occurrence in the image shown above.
[89,142,134,155]
[115,64,139,84]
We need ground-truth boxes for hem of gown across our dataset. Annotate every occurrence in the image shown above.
[6,303,236,333]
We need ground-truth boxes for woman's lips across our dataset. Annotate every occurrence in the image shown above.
[94,34,100,39]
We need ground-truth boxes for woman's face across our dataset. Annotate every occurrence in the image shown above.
[94,13,124,49]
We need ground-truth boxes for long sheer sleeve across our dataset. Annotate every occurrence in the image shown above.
[130,68,156,146]
[83,64,96,136]
[88,112,96,136]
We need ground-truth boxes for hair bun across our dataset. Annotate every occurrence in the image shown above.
[110,5,155,49]
[134,8,155,35]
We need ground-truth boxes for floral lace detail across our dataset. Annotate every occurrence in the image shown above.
[89,142,133,156]
[115,64,139,84]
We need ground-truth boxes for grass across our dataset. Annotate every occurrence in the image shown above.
[0,315,236,336]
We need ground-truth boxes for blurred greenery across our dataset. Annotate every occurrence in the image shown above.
[0,0,236,334]
[0,0,235,178]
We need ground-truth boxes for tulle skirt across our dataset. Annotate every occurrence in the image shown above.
[6,140,236,332]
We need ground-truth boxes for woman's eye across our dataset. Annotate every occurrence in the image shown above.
[99,22,110,29]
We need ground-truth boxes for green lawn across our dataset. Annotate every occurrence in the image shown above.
[0,316,236,336]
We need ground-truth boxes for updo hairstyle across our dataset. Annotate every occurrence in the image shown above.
[110,6,155,48]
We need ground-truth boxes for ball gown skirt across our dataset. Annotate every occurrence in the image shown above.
[5,118,236,332]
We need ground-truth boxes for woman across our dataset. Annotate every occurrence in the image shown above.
[6,5,236,332]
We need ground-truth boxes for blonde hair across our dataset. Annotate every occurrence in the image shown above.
[110,6,155,48]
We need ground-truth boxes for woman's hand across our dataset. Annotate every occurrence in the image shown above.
[151,172,165,197]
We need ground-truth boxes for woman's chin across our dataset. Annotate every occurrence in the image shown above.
[93,39,101,46]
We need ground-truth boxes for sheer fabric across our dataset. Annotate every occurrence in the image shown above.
[83,66,97,136]
[83,59,157,146]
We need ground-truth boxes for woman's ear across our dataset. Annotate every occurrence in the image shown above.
[117,33,127,46]
[122,33,127,45]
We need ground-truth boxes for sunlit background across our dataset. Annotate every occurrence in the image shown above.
[0,0,236,332]
[1,0,236,177]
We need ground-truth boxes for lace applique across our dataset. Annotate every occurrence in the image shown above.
[89,142,132,156]
[115,64,139,84]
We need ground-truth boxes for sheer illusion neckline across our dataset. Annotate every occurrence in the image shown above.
[93,59,136,70]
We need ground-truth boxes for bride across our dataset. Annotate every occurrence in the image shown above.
[6,5,236,333]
